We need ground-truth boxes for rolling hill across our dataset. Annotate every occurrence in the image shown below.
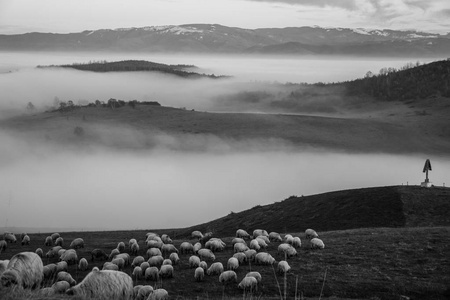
[1,24,449,57]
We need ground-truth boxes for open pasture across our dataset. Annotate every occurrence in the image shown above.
[1,226,449,299]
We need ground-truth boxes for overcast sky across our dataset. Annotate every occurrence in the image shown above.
[0,0,449,34]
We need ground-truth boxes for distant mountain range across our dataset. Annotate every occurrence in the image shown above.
[1,24,449,57]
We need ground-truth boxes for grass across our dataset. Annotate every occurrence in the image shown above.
[1,226,449,299]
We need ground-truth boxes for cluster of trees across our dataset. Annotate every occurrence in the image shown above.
[50,97,161,113]
[344,59,450,100]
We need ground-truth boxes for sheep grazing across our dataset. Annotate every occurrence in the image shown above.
[305,229,319,240]
[252,229,269,239]
[269,232,282,242]
[191,230,203,240]
[193,242,202,254]
[234,242,249,253]
[257,235,270,244]
[109,248,120,260]
[133,285,143,299]
[205,238,226,252]
[277,260,291,274]
[56,271,76,286]
[199,261,207,271]
[51,233,60,241]
[249,239,261,251]
[0,252,43,289]
[128,238,137,248]
[148,288,169,300]
[255,252,276,265]
[159,264,174,278]
[69,238,84,249]
[91,249,108,261]
[132,256,145,268]
[35,248,43,258]
[51,280,71,294]
[278,243,298,258]
[161,234,172,244]
[180,242,194,254]
[3,232,17,243]
[194,266,204,282]
[238,276,258,291]
[55,237,64,247]
[44,236,52,246]
[199,232,213,244]
[244,249,257,262]
[130,242,139,255]
[21,234,30,245]
[198,248,215,261]
[56,261,68,273]
[227,257,239,270]
[255,237,269,248]
[219,270,237,284]
[169,252,180,265]
[132,266,143,280]
[310,238,325,249]
[162,259,172,266]
[111,258,125,271]
[146,240,163,249]
[233,252,247,264]
[146,247,162,259]
[284,234,294,244]
[43,264,57,279]
[189,255,201,268]
[236,229,250,239]
[0,240,7,253]
[148,255,164,268]
[144,266,159,281]
[60,249,78,265]
[245,271,262,283]
[103,262,119,271]
[66,268,134,300]
[117,242,126,253]
[114,253,130,266]
[78,258,88,271]
[161,243,178,256]
[140,262,150,274]
[0,260,9,277]
[231,238,246,246]
[57,249,66,259]
[207,262,224,275]
[292,237,302,248]
[136,285,154,300]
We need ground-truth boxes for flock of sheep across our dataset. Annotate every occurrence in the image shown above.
[0,228,325,299]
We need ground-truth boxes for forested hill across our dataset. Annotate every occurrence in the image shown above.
[344,59,450,100]
[38,60,228,79]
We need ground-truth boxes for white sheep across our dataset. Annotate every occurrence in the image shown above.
[66,268,134,300]
[114,253,130,266]
[277,260,291,274]
[146,240,163,249]
[144,266,159,281]
[234,242,249,253]
[55,237,64,247]
[60,249,78,265]
[257,235,270,244]
[78,258,88,271]
[249,239,261,251]
[69,238,84,249]
[310,238,325,249]
[305,229,319,239]
[255,252,276,265]
[189,255,201,268]
[103,262,119,271]
[130,242,139,255]
[162,259,172,266]
[133,285,143,299]
[219,270,237,284]
[0,252,43,289]
[140,262,150,274]
[197,248,215,261]
[145,232,159,239]
[207,262,224,275]
[109,248,120,260]
[252,229,269,238]
[91,249,108,261]
[231,238,246,245]
[117,242,125,253]
[244,249,257,262]
[199,261,207,271]
[148,288,169,300]
[245,271,262,283]
[278,243,297,257]
[21,235,30,245]
[111,258,125,271]
[284,234,294,244]
[0,260,9,277]
[194,266,204,282]
[51,280,71,293]
[43,263,57,279]
[146,247,162,259]
[136,285,154,300]
[148,255,164,268]
[269,232,282,242]
[132,266,143,280]
[161,234,172,244]
[55,261,68,273]
[44,236,52,246]
[4,232,17,243]
[227,257,239,270]
[159,264,174,278]
[56,271,76,286]
[161,243,178,256]
[238,276,258,291]
[180,242,194,254]
[232,252,247,264]
[292,237,302,248]
[236,229,250,239]
[146,235,162,243]
[57,249,66,259]
[191,230,203,240]
[0,241,7,253]
[128,239,137,249]
[169,252,180,265]
[205,238,226,252]
[132,256,145,268]
[51,233,60,241]
[193,242,202,253]
[35,248,43,258]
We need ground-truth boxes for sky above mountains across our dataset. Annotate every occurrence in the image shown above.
[0,0,449,34]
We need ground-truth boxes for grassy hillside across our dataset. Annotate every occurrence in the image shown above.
[177,186,450,238]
